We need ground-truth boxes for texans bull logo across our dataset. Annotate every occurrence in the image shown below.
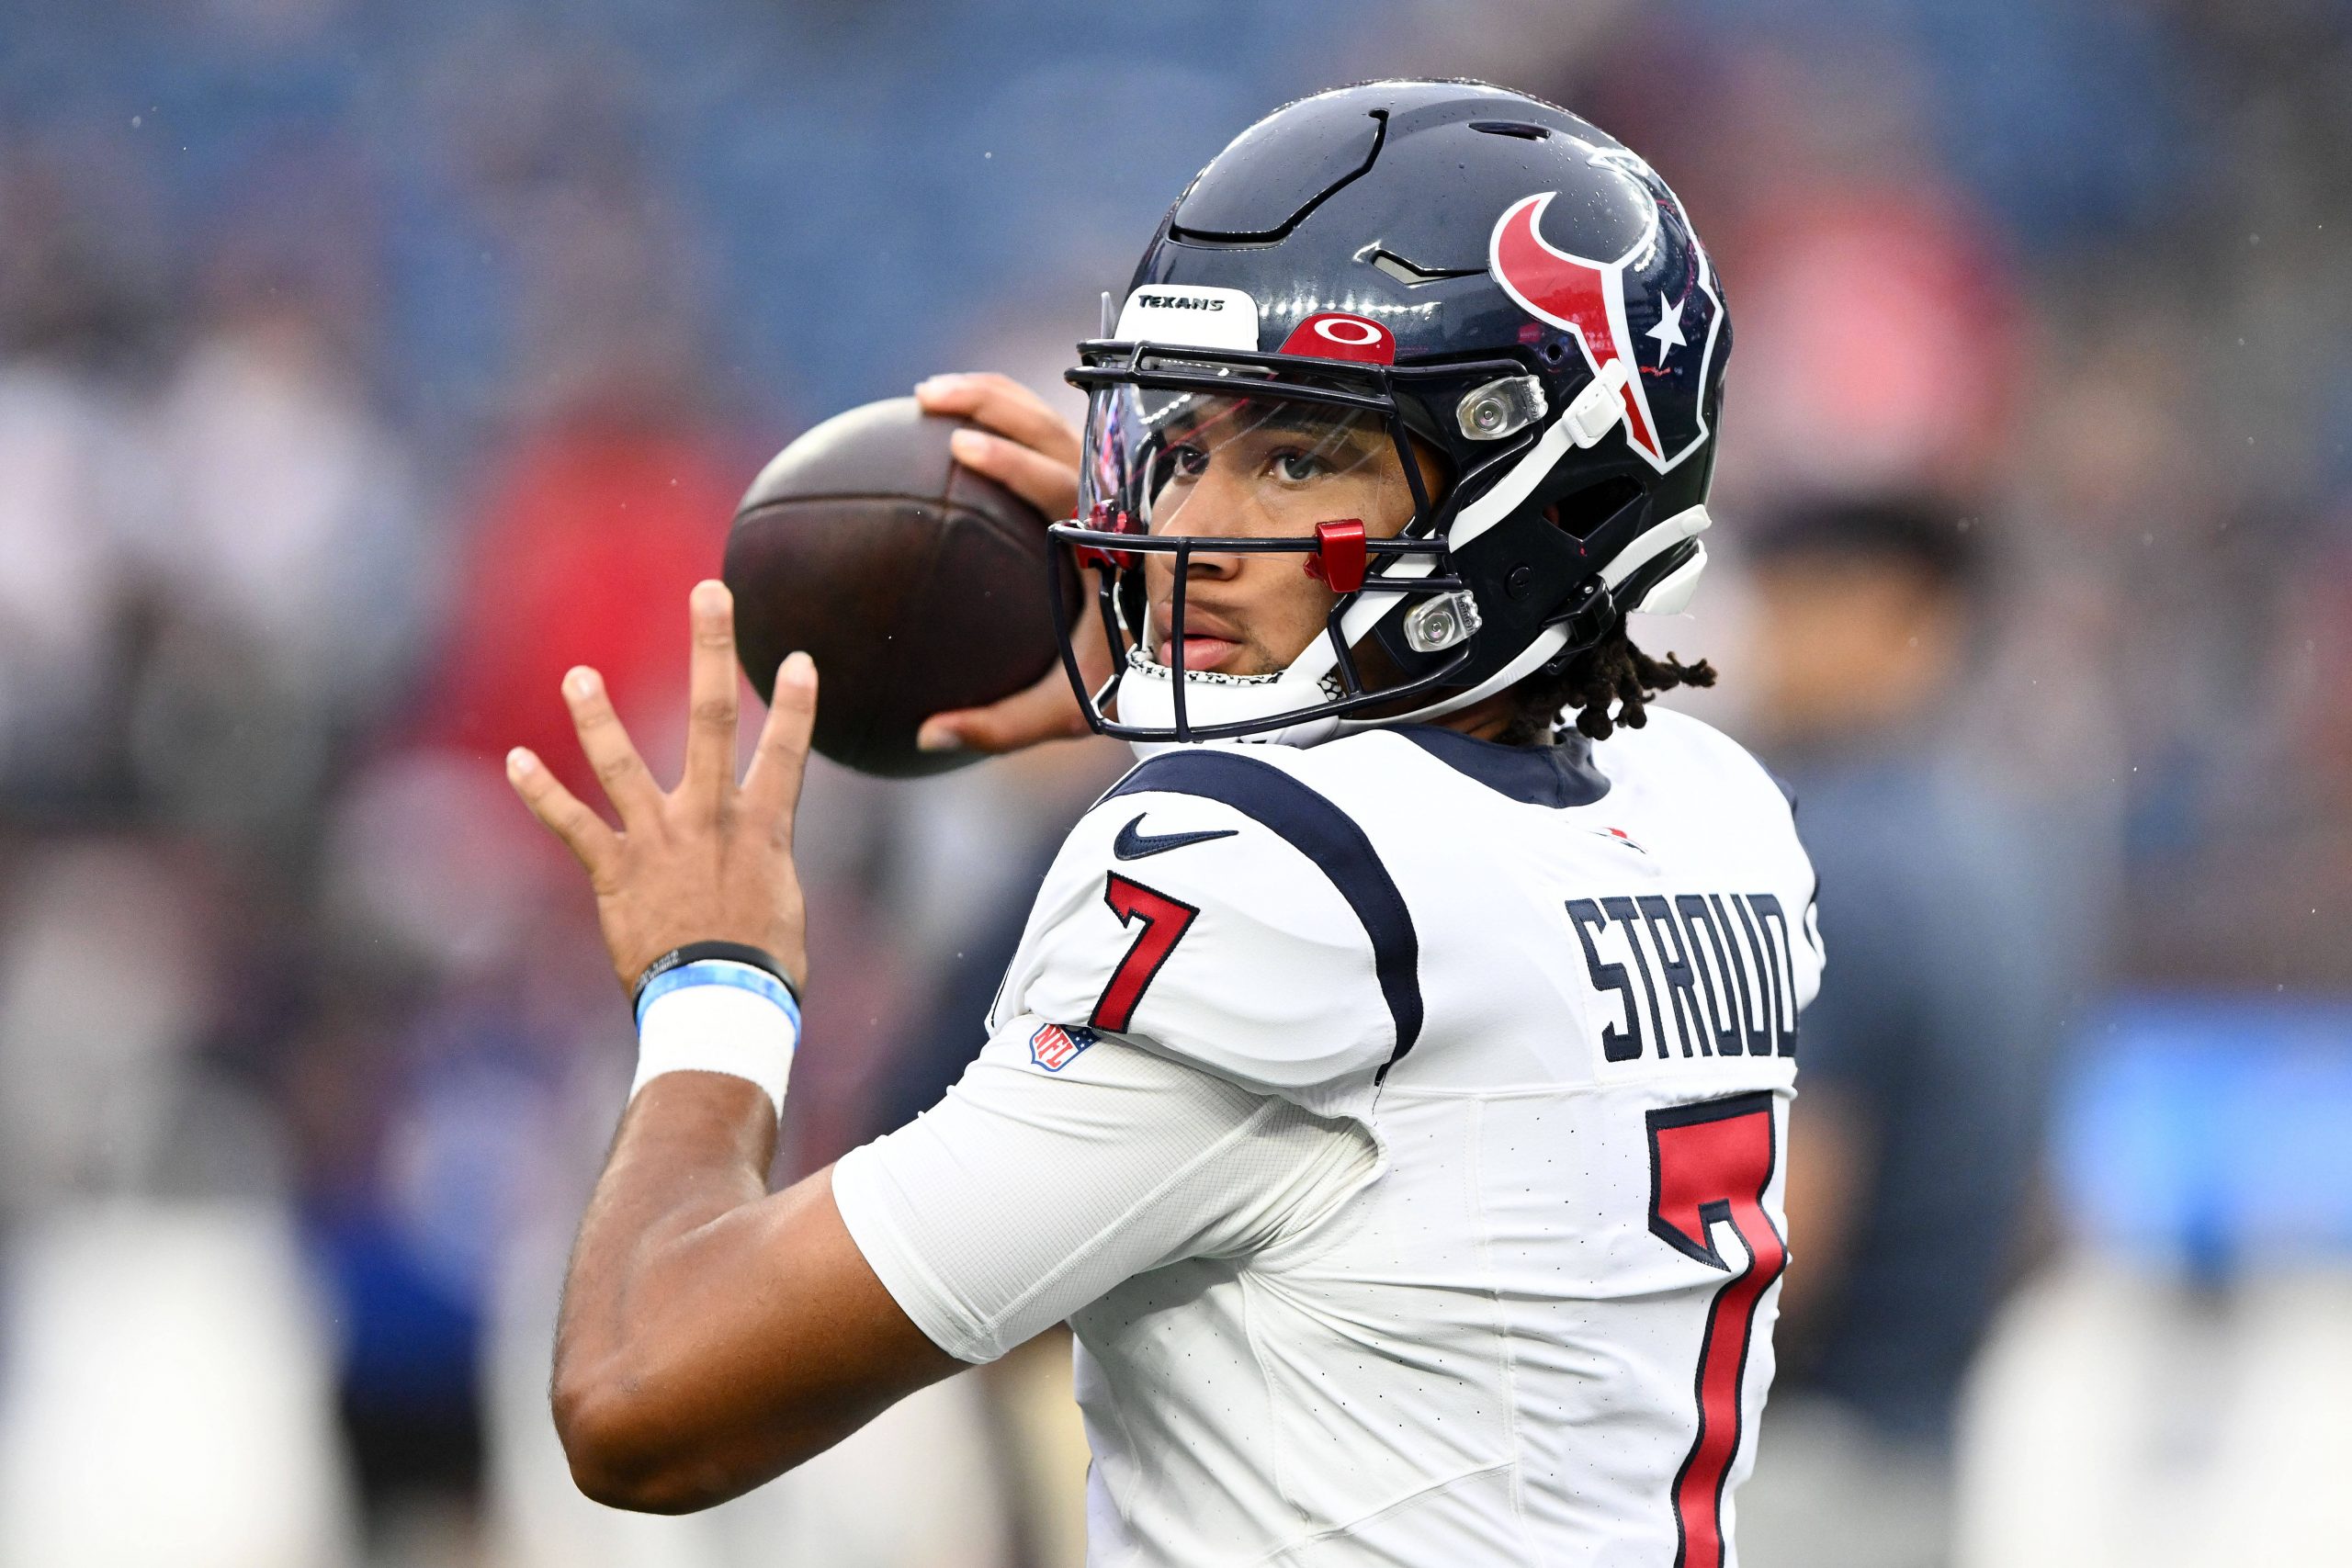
[1488,179,1724,473]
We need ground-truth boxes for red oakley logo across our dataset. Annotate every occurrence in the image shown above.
[1277,311,1396,365]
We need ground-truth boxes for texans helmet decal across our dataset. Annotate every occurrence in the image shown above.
[1488,176,1724,474]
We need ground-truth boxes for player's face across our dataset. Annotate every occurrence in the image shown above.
[1138,395,1441,677]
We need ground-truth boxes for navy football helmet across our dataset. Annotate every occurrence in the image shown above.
[1051,79,1731,748]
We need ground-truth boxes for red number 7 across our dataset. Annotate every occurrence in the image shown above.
[1090,873,1199,1032]
[1646,1091,1787,1568]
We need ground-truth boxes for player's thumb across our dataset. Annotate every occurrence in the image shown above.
[915,714,971,753]
[918,685,1083,755]
[918,707,1018,754]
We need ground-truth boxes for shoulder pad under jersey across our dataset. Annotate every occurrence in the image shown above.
[989,746,1421,1094]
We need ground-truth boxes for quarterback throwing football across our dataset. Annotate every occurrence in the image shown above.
[509,80,1823,1567]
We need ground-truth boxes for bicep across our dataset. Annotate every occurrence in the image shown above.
[729,1165,969,1414]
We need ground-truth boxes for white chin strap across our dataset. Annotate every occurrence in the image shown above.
[1114,654,1341,755]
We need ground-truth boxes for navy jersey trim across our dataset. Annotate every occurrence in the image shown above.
[1104,750,1425,1071]
[1395,726,1611,808]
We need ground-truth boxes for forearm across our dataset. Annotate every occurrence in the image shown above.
[550,1074,783,1504]
[557,1074,772,1392]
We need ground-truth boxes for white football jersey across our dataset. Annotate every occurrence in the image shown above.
[841,710,1820,1566]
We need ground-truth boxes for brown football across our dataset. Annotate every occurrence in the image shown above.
[722,396,1072,778]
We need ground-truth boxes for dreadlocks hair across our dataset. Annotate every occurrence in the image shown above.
[1500,617,1716,746]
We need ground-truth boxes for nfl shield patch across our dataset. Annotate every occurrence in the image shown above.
[1028,1021,1096,1072]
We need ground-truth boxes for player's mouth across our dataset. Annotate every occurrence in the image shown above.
[1152,605,1250,675]
[1172,634,1243,672]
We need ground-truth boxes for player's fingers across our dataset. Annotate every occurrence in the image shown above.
[916,662,1091,756]
[506,747,620,882]
[684,580,741,810]
[915,373,1081,468]
[742,651,818,830]
[946,426,1080,522]
[562,666,662,827]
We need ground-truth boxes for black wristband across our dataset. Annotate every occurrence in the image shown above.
[632,941,800,1013]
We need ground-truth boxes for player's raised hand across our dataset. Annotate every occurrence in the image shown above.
[507,580,814,995]
[914,371,1080,519]
[911,371,1112,754]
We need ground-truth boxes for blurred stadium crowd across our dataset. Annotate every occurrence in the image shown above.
[0,2,2347,1565]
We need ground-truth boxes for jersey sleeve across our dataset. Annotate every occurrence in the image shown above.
[831,1013,1376,1364]
[987,748,1419,1098]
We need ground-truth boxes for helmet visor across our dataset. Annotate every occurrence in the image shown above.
[1081,380,1427,546]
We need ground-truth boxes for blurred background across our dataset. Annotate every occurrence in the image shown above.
[0,1,2346,1564]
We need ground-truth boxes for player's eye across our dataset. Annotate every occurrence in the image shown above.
[1268,448,1330,484]
[1164,443,1210,482]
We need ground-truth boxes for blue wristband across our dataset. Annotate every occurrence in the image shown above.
[634,957,800,1032]
[630,959,802,1117]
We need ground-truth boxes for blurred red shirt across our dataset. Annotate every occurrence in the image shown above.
[419,416,749,799]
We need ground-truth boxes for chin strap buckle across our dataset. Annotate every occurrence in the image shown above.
[1562,358,1633,448]
[1302,518,1368,593]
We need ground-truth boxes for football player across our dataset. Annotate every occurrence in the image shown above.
[508,81,1822,1566]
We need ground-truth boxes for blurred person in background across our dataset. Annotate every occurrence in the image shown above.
[0,140,163,819]
[138,200,434,846]
[1733,493,2071,1568]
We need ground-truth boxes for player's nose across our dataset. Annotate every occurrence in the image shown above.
[1148,502,1250,588]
